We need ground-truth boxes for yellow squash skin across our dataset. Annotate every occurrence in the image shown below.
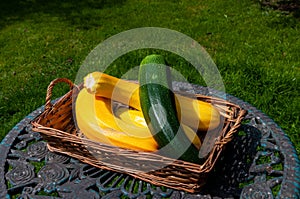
[94,96,156,138]
[75,88,158,152]
[84,72,140,110]
[115,107,202,150]
[84,72,221,131]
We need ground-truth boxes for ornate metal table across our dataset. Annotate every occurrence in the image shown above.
[1,85,299,199]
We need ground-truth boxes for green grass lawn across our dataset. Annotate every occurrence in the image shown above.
[0,0,299,158]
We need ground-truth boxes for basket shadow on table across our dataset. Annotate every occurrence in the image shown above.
[200,123,262,197]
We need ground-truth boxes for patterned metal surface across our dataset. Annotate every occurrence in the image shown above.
[1,85,299,198]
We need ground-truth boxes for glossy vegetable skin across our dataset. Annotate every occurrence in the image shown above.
[138,54,201,163]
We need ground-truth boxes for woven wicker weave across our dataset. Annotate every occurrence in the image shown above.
[31,78,247,193]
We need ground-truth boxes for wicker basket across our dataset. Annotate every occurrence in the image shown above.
[31,78,247,193]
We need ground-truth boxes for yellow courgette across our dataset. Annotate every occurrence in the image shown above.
[84,72,221,131]
[75,88,158,152]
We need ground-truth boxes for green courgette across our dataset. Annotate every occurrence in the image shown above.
[138,54,200,163]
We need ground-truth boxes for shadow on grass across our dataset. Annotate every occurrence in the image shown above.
[259,0,300,19]
[0,0,126,29]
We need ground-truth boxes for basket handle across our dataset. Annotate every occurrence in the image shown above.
[45,78,75,110]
